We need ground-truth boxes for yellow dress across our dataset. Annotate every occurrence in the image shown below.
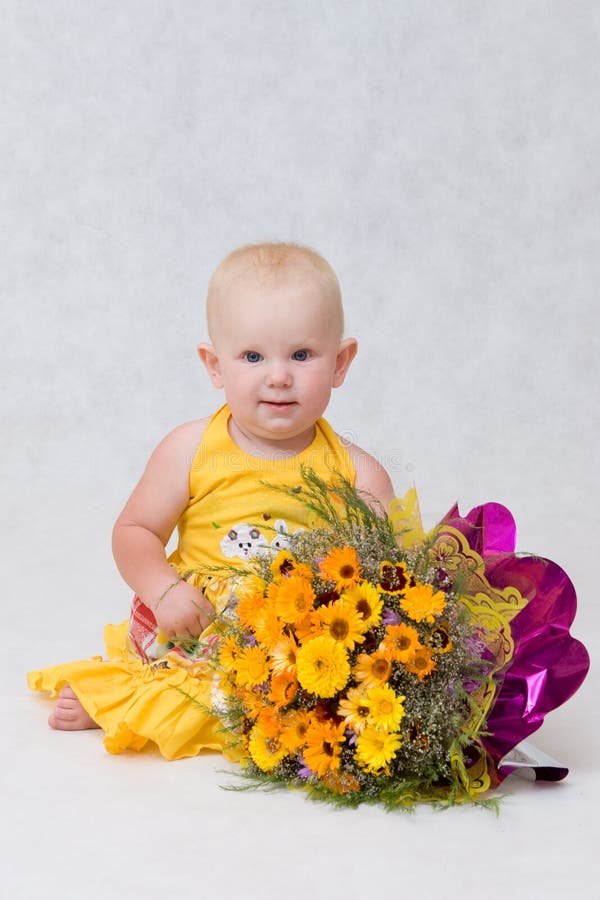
[28,404,355,760]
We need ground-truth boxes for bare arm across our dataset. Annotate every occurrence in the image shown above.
[345,442,395,514]
[112,419,214,637]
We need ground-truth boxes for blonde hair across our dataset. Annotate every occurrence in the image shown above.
[206,242,344,339]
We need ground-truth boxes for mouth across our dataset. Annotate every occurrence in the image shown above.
[261,400,297,410]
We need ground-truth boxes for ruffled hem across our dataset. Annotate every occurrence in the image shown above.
[27,621,239,761]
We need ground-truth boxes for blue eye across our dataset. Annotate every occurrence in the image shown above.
[244,351,263,363]
[292,349,310,362]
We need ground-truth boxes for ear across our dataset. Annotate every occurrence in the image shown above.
[332,337,358,388]
[197,343,224,389]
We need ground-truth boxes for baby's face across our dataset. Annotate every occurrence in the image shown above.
[200,266,356,453]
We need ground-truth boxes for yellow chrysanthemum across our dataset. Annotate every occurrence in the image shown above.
[234,645,270,688]
[276,575,316,624]
[218,635,242,674]
[341,581,383,629]
[270,634,299,674]
[303,719,346,777]
[248,723,288,772]
[365,684,406,732]
[318,599,367,650]
[337,687,372,734]
[403,646,437,681]
[380,622,423,663]
[268,670,298,708]
[355,726,402,774]
[399,583,446,624]
[318,546,362,591]
[296,635,350,698]
[280,709,313,752]
[352,649,393,687]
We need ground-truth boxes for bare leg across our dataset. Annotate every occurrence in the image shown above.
[48,685,100,731]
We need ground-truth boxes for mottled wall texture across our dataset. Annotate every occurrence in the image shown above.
[3,2,598,641]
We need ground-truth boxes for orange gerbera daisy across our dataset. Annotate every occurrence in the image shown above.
[352,649,393,687]
[236,589,268,631]
[280,709,312,752]
[380,622,423,663]
[319,599,367,650]
[269,670,298,708]
[256,705,282,738]
[294,610,323,643]
[404,646,437,681]
[276,575,316,624]
[303,719,346,777]
[400,583,446,624]
[318,546,362,591]
[252,601,284,649]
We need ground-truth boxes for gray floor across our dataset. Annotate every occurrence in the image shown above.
[7,529,598,900]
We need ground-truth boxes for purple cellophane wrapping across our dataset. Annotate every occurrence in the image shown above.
[443,502,590,783]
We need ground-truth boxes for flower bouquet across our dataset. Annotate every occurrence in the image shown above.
[202,469,589,810]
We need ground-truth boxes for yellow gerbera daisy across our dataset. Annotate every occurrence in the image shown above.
[355,726,402,774]
[352,649,393,687]
[218,635,242,674]
[399,583,446,624]
[270,633,299,674]
[296,635,350,698]
[365,684,406,732]
[234,645,270,688]
[280,709,313,752]
[269,550,313,582]
[341,581,383,629]
[248,723,287,772]
[318,599,367,650]
[318,546,362,591]
[303,719,346,777]
[404,646,437,681]
[276,575,316,625]
[337,687,372,734]
[380,622,423,663]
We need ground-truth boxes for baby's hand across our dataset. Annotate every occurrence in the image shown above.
[154,581,215,639]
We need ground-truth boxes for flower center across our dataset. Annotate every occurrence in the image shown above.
[323,741,334,757]
[356,599,372,618]
[330,618,349,640]
[339,565,355,579]
[372,658,390,678]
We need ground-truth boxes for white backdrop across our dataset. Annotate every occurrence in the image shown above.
[3,3,599,898]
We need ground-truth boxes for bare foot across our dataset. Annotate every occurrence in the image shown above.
[48,685,99,731]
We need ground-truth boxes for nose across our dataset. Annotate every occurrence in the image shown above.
[265,359,292,388]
